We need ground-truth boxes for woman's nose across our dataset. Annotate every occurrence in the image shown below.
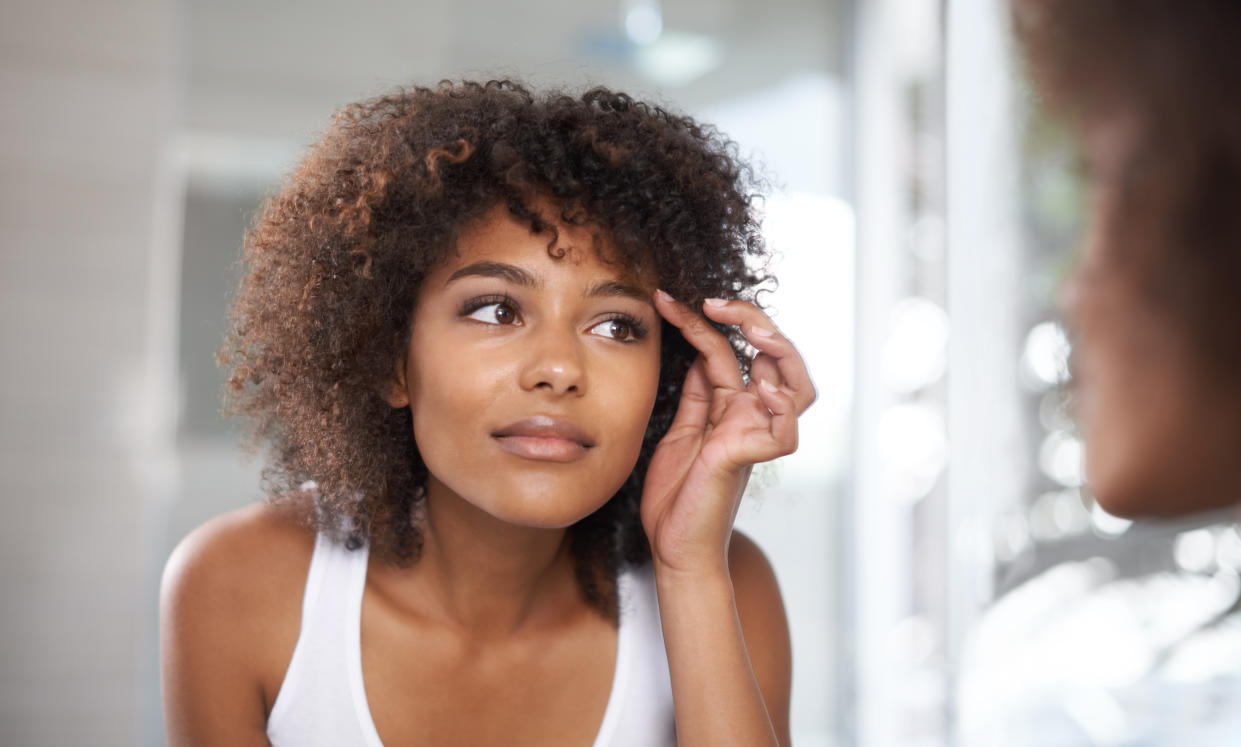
[517,326,586,396]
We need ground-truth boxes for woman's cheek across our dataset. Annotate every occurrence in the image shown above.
[1074,286,1228,516]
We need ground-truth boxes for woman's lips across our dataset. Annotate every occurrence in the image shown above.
[491,416,595,463]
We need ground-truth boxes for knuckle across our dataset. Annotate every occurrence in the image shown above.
[684,314,709,335]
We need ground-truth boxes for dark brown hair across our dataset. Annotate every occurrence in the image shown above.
[1015,0,1241,379]
[221,79,769,610]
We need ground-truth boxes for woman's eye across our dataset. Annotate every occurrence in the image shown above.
[466,302,518,325]
[590,318,637,341]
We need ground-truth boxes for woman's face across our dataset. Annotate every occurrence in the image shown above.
[1064,116,1241,516]
[389,203,662,528]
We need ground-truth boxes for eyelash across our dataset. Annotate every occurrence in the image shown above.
[459,293,516,319]
[597,313,649,342]
[458,293,649,342]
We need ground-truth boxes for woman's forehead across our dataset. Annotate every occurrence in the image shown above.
[440,202,658,289]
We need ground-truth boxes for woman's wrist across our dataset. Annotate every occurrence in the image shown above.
[652,555,733,595]
[652,542,780,747]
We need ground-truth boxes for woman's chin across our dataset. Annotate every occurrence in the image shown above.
[470,490,614,530]
[1086,437,1241,519]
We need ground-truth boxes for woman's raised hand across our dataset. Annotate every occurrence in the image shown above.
[641,291,816,578]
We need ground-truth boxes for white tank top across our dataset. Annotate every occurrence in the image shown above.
[267,533,677,746]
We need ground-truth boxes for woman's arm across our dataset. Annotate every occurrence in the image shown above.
[645,292,813,747]
[160,504,309,746]
[655,532,792,745]
[730,532,793,741]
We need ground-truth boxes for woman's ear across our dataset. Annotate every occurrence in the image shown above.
[383,358,411,408]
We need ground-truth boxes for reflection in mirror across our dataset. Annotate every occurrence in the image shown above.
[151,1,851,745]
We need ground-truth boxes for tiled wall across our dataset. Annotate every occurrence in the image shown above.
[1,1,174,743]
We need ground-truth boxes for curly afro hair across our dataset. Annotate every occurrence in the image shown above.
[1015,0,1241,381]
[221,79,770,611]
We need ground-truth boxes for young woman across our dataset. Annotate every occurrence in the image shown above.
[957,6,1241,744]
[1015,0,1241,517]
[160,80,813,746]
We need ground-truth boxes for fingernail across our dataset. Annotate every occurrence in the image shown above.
[654,289,674,303]
[703,297,729,307]
[759,379,778,393]
[749,325,775,338]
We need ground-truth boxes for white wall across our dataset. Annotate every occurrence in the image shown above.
[1,1,175,744]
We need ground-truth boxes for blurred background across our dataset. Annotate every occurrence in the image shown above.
[3,0,1238,745]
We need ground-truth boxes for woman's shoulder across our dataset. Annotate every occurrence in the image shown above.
[727,530,782,604]
[162,501,317,610]
[160,501,317,716]
[727,529,792,732]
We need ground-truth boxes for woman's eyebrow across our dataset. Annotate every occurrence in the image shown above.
[586,280,654,306]
[445,261,652,306]
[445,261,538,288]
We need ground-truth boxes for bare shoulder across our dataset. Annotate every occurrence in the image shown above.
[727,530,792,742]
[160,501,316,744]
[727,530,785,611]
[162,500,315,606]
[161,500,315,670]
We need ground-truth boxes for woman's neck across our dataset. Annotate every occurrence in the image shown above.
[405,477,581,636]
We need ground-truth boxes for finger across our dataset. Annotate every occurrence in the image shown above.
[666,357,712,433]
[750,352,782,390]
[756,378,798,454]
[714,383,798,469]
[653,290,745,392]
[702,298,817,412]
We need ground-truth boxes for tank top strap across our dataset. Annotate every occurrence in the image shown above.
[594,564,678,746]
[267,533,380,746]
